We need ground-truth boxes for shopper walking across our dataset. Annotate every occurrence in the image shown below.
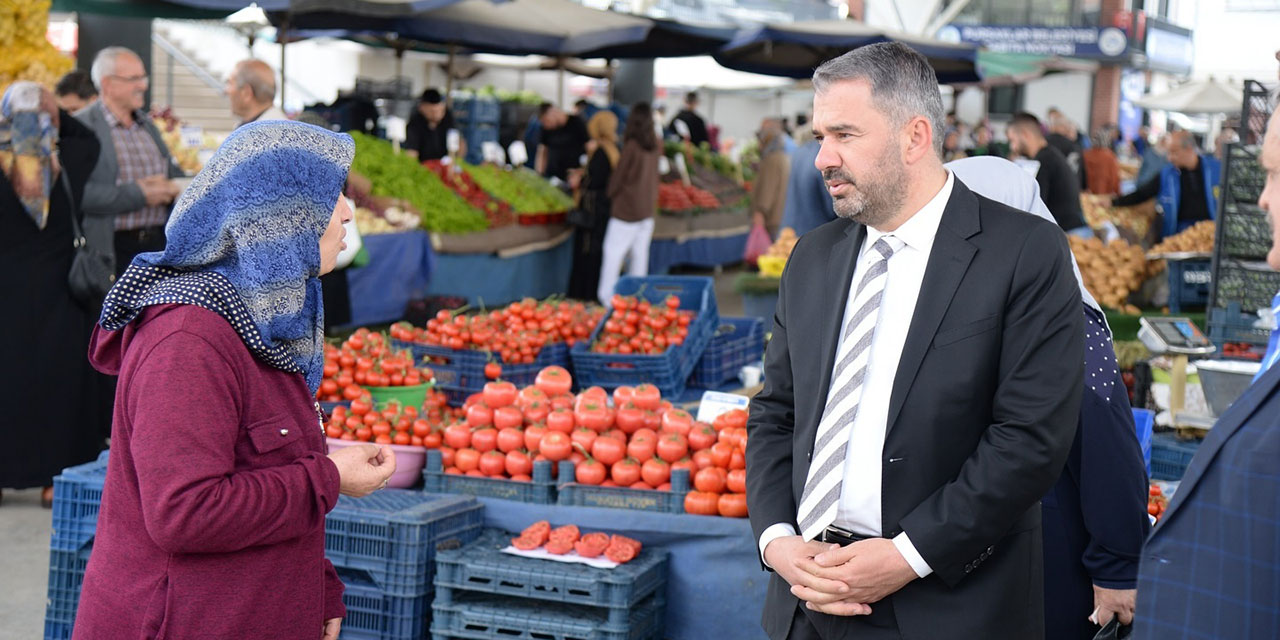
[0,82,107,507]
[567,110,618,300]
[597,103,660,305]
[73,121,396,640]
[752,118,792,239]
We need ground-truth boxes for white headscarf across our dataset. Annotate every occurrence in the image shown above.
[944,156,1101,313]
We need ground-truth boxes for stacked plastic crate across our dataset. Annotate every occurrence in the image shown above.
[43,452,109,640]
[453,94,501,166]
[1208,80,1279,353]
[325,490,485,640]
[431,529,667,640]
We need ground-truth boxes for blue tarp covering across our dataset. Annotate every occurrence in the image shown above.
[648,232,749,275]
[477,497,770,640]
[425,234,573,306]
[344,230,435,327]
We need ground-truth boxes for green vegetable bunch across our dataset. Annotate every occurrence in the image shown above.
[349,133,489,234]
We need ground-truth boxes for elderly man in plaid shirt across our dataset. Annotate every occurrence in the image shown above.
[1132,107,1280,639]
[76,47,183,277]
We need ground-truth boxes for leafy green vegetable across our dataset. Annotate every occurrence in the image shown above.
[349,133,489,234]
[460,162,573,214]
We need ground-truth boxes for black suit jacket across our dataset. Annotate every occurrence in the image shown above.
[746,179,1084,640]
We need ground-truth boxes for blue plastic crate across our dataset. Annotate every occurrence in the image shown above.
[431,591,664,640]
[453,97,501,127]
[423,449,557,503]
[339,568,433,640]
[434,529,666,618]
[1166,258,1211,313]
[1150,432,1202,481]
[1207,303,1272,348]
[555,461,690,514]
[44,543,93,637]
[571,276,719,398]
[1132,408,1154,477]
[325,489,484,598]
[320,401,353,417]
[50,451,109,553]
[689,317,764,388]
[464,126,499,165]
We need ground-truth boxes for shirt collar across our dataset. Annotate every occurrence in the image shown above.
[102,104,144,129]
[863,170,955,258]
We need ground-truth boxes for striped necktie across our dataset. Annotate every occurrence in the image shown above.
[1256,291,1280,383]
[797,235,903,542]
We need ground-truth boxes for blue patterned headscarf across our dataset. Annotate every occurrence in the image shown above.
[99,121,354,392]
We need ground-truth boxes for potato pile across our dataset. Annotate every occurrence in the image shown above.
[1150,220,1215,255]
[757,228,799,278]
[1069,235,1149,314]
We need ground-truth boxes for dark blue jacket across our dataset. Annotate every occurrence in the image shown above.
[1158,155,1220,238]
[779,141,836,236]
[1133,358,1280,639]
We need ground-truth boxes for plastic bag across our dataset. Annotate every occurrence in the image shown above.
[743,222,772,266]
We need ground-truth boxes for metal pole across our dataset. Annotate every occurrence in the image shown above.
[446,44,457,107]
[558,60,565,108]
[166,51,174,107]
[279,18,288,108]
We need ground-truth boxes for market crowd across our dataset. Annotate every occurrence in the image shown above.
[0,39,1277,640]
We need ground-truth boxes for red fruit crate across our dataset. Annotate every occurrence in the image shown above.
[555,461,690,514]
[570,276,719,398]
[422,449,557,504]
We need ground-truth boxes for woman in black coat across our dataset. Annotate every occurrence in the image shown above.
[0,83,107,506]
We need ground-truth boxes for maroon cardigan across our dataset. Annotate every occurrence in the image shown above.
[75,304,345,640]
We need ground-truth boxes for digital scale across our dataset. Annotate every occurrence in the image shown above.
[1138,317,1216,428]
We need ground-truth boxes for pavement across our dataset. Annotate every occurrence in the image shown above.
[0,489,53,640]
[0,265,751,640]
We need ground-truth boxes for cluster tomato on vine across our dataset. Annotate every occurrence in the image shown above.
[589,294,695,356]
[317,328,435,402]
[388,298,606,365]
[682,408,749,518]
[324,391,461,447]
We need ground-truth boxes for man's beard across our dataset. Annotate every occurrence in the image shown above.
[824,145,908,229]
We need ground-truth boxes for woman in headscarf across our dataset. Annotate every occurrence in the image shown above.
[948,156,1150,640]
[750,118,792,240]
[568,110,618,300]
[598,102,660,305]
[0,81,105,508]
[74,121,396,640]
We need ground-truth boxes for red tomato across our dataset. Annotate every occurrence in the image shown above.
[497,427,525,453]
[688,423,718,451]
[485,362,502,380]
[576,459,607,485]
[411,419,432,438]
[520,520,551,544]
[575,403,611,432]
[471,428,498,453]
[522,400,551,425]
[726,468,747,493]
[630,481,653,490]
[656,433,689,463]
[627,437,656,463]
[661,409,694,436]
[709,442,734,468]
[505,450,533,477]
[718,492,748,517]
[591,436,626,466]
[571,427,598,454]
[511,534,542,550]
[483,381,517,408]
[524,425,546,453]
[641,457,671,487]
[684,490,720,516]
[611,457,642,486]
[729,448,746,470]
[695,467,727,493]
[466,403,493,428]
[545,539,573,555]
[600,428,627,443]
[455,447,481,472]
[534,366,573,396]
[440,446,456,468]
[605,540,638,563]
[350,398,372,416]
[641,410,663,432]
[444,423,472,449]
[479,450,507,476]
[631,384,662,411]
[493,407,524,431]
[671,457,696,476]
[546,408,576,434]
[615,405,645,434]
[550,393,576,411]
[549,524,581,544]
[574,532,610,558]
[612,386,635,408]
[517,386,549,409]
[539,431,573,461]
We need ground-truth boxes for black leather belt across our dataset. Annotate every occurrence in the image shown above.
[115,225,166,242]
[821,526,870,546]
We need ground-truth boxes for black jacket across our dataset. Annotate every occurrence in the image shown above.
[746,179,1083,640]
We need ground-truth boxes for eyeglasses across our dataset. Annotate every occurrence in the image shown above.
[109,74,149,85]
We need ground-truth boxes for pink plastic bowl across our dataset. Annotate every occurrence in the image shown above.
[325,438,426,489]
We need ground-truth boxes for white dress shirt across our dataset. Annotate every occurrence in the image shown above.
[760,171,955,579]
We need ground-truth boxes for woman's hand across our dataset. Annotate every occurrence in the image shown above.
[322,617,342,640]
[327,444,396,497]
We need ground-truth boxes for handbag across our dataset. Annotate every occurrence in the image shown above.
[1092,618,1133,640]
[62,168,115,308]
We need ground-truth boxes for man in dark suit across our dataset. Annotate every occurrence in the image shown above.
[746,42,1084,640]
[1131,107,1280,640]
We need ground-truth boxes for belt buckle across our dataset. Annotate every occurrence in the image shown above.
[823,525,856,544]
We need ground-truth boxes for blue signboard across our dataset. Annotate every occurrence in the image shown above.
[938,24,1131,60]
[1118,69,1146,144]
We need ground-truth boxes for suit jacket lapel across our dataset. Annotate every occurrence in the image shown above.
[809,222,865,448]
[886,183,981,433]
[1151,361,1280,536]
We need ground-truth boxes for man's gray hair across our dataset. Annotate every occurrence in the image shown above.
[231,60,277,103]
[90,46,141,90]
[812,42,946,157]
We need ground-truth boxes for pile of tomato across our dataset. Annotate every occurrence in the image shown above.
[510,521,642,563]
[325,391,461,446]
[389,298,606,365]
[587,293,696,356]
[1148,483,1169,521]
[682,408,749,518]
[317,329,435,403]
